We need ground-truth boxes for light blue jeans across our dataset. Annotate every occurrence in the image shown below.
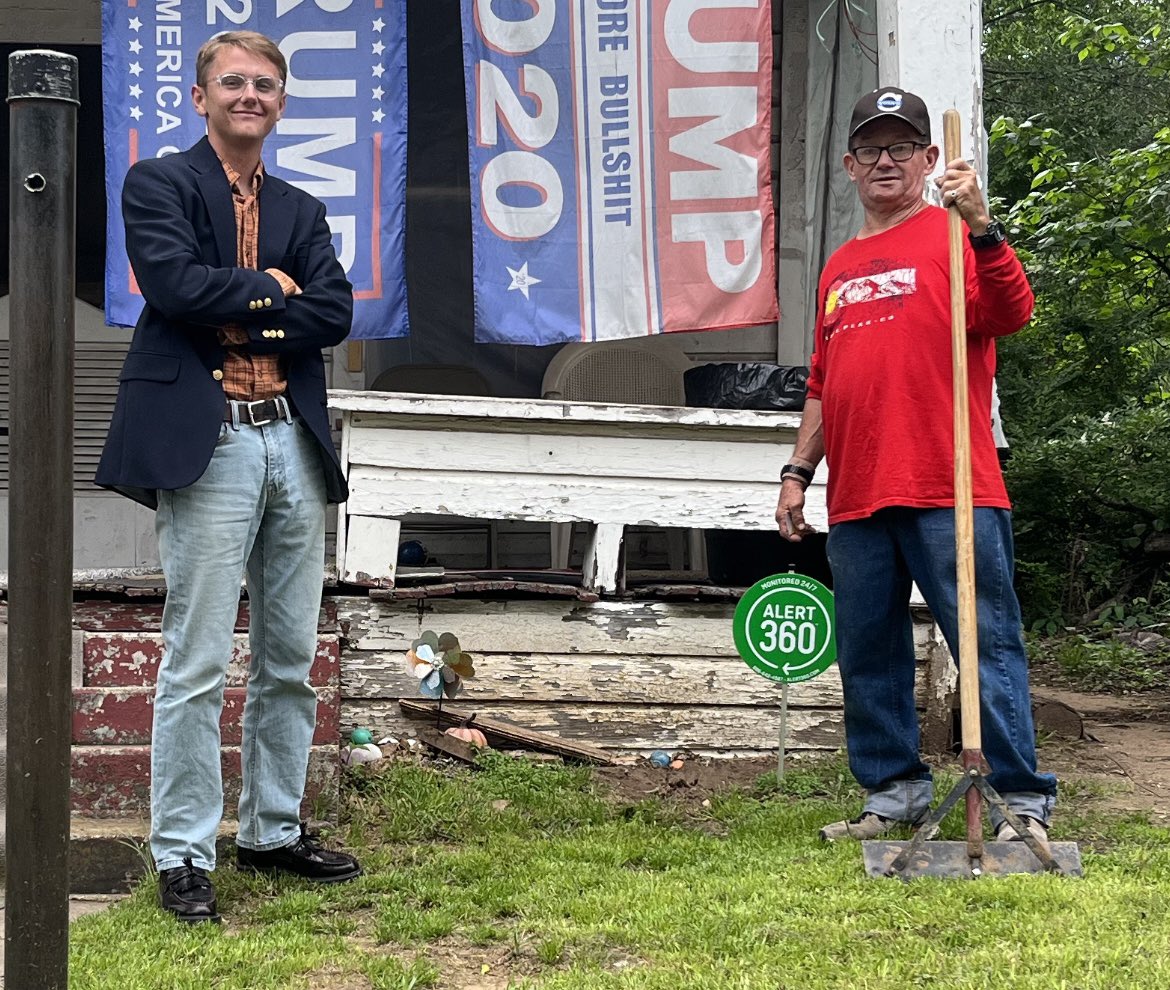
[151,414,327,872]
[826,507,1057,828]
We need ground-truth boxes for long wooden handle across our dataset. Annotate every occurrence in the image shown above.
[943,109,981,755]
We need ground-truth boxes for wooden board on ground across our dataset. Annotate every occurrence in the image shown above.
[412,725,479,765]
[398,700,617,765]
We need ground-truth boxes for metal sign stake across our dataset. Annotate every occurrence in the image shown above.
[777,682,789,784]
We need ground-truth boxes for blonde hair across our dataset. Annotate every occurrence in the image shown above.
[195,31,287,87]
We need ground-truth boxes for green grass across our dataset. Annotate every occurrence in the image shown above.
[70,751,1170,989]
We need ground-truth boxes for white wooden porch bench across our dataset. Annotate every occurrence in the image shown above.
[328,390,827,593]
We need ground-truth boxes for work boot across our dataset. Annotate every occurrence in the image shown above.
[819,812,922,842]
[995,816,1050,850]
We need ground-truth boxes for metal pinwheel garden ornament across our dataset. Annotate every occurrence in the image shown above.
[406,630,476,723]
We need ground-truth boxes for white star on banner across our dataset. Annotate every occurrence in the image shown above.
[128,16,142,30]
[506,262,541,300]
[372,108,385,124]
[372,85,384,100]
[372,17,384,31]
[129,106,143,121]
[129,83,142,99]
[129,39,142,54]
[372,41,385,56]
[129,62,143,76]
[372,64,384,78]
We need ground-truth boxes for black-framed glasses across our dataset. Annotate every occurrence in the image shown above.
[850,142,927,166]
[211,73,284,99]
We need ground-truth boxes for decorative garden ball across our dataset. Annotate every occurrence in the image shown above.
[343,743,383,765]
[649,750,672,768]
[350,727,374,746]
[397,540,427,566]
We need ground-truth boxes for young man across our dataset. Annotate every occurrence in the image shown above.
[774,87,1057,846]
[97,30,361,923]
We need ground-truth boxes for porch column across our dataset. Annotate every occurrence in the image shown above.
[874,0,986,179]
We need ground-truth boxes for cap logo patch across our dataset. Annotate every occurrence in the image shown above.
[876,92,903,112]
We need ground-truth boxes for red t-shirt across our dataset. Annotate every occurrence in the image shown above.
[805,205,1034,525]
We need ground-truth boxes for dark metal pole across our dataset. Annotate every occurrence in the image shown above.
[6,49,79,990]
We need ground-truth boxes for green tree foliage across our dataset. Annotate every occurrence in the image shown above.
[984,0,1170,204]
[984,2,1170,625]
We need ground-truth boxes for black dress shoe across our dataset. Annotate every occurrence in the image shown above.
[158,858,221,924]
[236,823,362,883]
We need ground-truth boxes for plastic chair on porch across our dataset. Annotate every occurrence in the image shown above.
[539,342,705,576]
[540,341,687,405]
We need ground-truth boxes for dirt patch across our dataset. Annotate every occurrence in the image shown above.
[584,689,1170,825]
[1032,686,1170,824]
[423,940,518,990]
[591,754,780,807]
[298,966,372,990]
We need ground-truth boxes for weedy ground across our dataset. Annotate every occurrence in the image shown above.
[70,750,1170,990]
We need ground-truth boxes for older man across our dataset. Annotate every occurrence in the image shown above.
[774,87,1057,845]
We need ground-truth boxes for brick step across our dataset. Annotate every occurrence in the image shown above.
[69,816,239,894]
[81,632,340,687]
[71,744,339,817]
[68,813,351,893]
[72,687,339,746]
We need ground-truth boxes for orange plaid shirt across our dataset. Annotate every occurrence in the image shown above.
[218,159,298,401]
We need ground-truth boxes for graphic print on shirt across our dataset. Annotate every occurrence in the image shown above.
[822,258,917,344]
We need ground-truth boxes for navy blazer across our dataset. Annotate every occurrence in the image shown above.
[96,137,352,509]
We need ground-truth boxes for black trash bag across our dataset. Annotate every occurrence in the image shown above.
[684,362,808,411]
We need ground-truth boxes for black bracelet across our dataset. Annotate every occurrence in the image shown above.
[780,463,814,486]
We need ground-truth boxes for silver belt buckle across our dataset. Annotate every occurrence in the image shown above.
[245,399,274,426]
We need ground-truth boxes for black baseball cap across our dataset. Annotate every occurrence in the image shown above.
[848,87,931,143]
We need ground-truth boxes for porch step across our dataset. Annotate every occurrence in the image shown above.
[68,816,240,894]
[80,632,341,687]
[71,744,340,818]
[71,687,339,746]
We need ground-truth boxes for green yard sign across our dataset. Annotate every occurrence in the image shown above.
[733,573,837,684]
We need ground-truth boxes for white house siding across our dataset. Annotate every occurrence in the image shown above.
[338,596,943,756]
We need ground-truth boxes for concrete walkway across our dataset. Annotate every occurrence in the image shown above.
[0,895,127,986]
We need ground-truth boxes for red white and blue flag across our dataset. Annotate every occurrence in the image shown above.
[101,0,409,340]
[462,0,777,344]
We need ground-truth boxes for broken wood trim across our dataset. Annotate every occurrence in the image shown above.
[370,581,599,602]
[622,582,748,601]
[412,726,480,765]
[398,699,616,765]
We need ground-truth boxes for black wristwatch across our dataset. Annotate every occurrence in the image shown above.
[968,219,1007,250]
[780,463,814,487]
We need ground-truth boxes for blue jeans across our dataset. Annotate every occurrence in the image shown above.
[826,507,1057,827]
[151,414,327,872]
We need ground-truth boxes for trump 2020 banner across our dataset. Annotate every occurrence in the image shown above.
[101,0,409,340]
[462,0,777,345]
